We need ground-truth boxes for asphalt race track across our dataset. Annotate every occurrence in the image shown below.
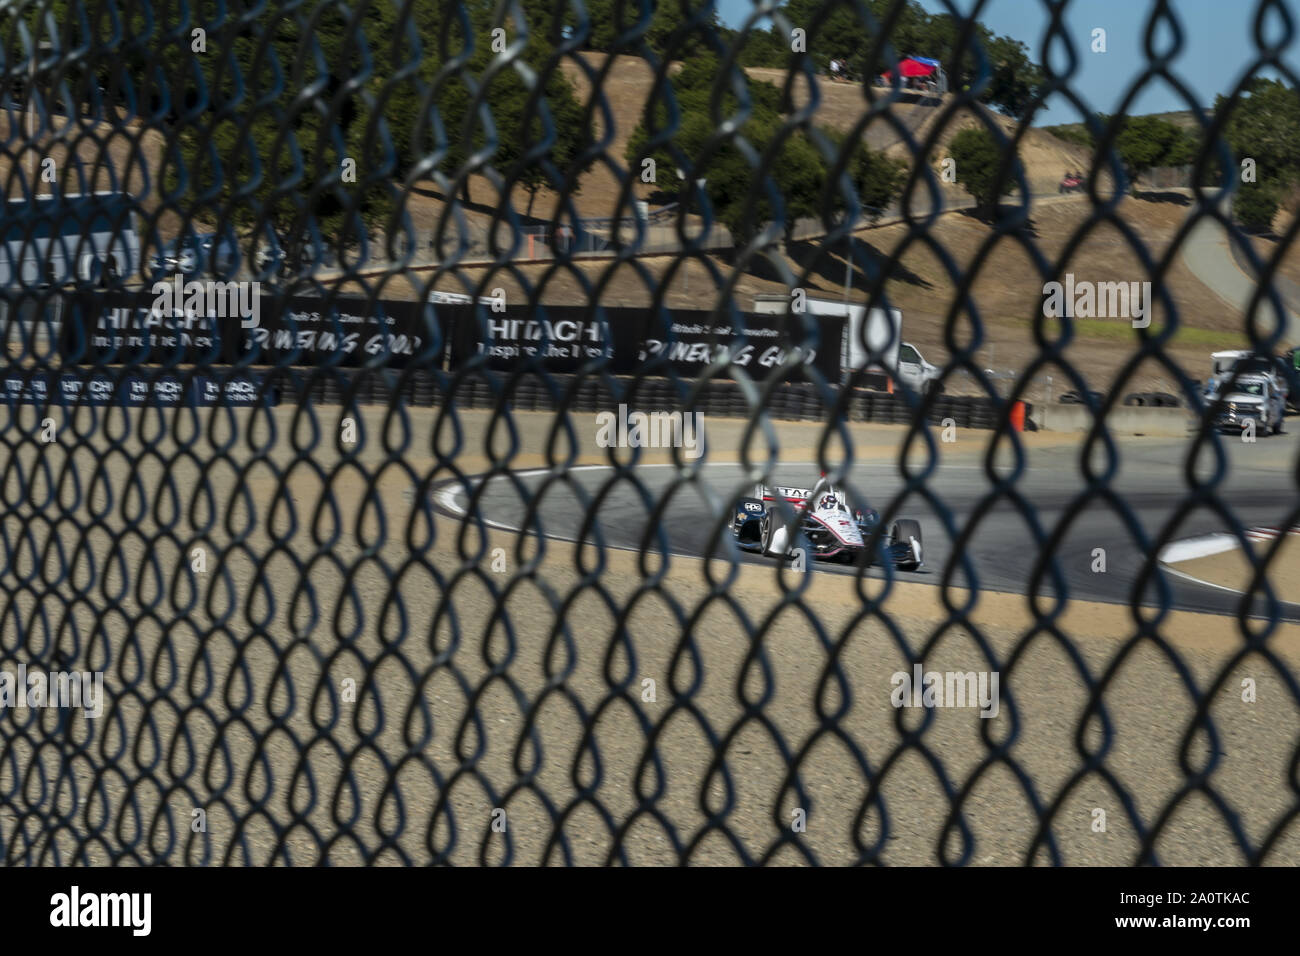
[442,429,1300,621]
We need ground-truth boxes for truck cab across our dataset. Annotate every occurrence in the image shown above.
[1213,372,1285,435]
[897,342,941,394]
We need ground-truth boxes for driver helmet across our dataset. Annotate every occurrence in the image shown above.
[820,492,839,511]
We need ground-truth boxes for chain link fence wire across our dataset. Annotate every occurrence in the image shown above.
[0,0,1299,865]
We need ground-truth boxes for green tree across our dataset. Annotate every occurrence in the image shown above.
[776,0,1043,118]
[1219,78,1300,230]
[826,130,907,219]
[947,126,1016,217]
[628,104,821,244]
[1042,121,1098,149]
[1222,78,1300,182]
[729,25,790,69]
[626,52,902,243]
[1235,181,1281,233]
[581,0,618,51]
[645,0,721,60]
[1112,114,1195,192]
[980,33,1043,120]
[581,0,707,55]
[782,0,930,75]
[344,0,592,225]
[43,0,590,243]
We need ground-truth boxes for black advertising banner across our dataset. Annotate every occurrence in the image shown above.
[236,295,440,367]
[60,287,228,365]
[60,288,446,368]
[449,305,845,381]
[0,369,276,406]
[445,304,625,374]
[632,312,845,381]
[59,291,843,382]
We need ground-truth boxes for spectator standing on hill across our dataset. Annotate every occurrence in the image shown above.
[829,58,840,82]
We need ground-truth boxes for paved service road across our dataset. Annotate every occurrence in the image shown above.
[448,427,1300,621]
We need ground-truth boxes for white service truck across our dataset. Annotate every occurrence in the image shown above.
[0,192,142,347]
[751,294,939,392]
[1205,350,1290,404]
[1,192,141,286]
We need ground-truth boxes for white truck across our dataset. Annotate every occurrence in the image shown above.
[1,192,141,286]
[0,192,142,347]
[751,294,940,392]
[896,341,941,393]
[1205,350,1290,405]
[1212,373,1286,435]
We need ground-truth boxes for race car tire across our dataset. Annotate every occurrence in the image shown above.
[892,519,923,569]
[761,512,789,558]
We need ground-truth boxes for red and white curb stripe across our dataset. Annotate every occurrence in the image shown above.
[1244,526,1300,542]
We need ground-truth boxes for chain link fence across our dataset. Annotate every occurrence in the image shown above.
[1,0,1299,865]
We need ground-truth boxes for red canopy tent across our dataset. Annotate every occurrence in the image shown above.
[879,55,947,92]
[881,56,940,79]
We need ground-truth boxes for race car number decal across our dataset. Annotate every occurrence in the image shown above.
[743,501,764,513]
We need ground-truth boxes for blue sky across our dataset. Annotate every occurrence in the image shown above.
[712,0,1300,125]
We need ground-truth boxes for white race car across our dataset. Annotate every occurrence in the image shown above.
[731,477,923,569]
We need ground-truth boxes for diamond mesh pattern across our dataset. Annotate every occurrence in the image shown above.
[0,0,1298,865]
